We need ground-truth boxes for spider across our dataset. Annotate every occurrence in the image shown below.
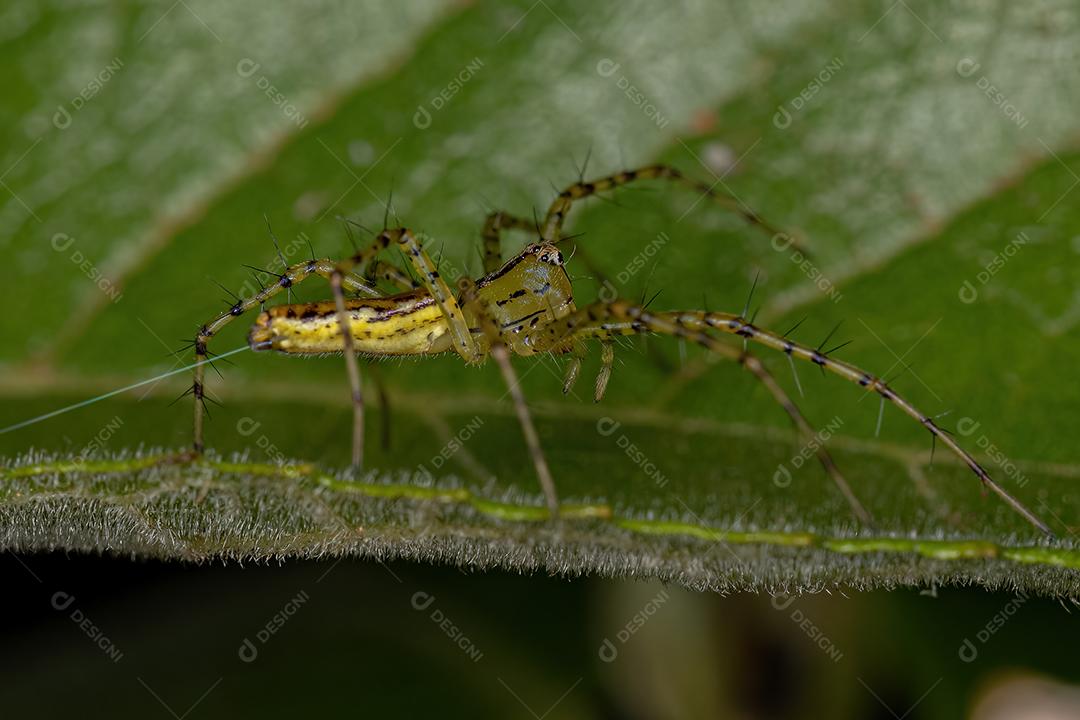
[189,163,1052,536]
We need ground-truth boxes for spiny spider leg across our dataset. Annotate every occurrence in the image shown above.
[560,335,617,404]
[482,211,538,274]
[330,228,466,467]
[192,257,377,455]
[595,339,615,402]
[330,270,364,467]
[561,339,587,396]
[348,230,558,512]
[328,226,483,467]
[528,299,1052,536]
[366,364,394,451]
[458,277,559,516]
[480,210,580,274]
[365,259,419,291]
[385,227,481,362]
[478,205,626,406]
[541,164,790,245]
[193,222,416,462]
[530,313,870,524]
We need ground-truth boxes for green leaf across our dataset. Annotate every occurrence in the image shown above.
[2,0,1079,594]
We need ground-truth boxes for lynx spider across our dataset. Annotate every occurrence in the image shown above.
[188,163,1052,536]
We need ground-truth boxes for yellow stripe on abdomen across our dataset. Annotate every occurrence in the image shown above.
[249,294,453,356]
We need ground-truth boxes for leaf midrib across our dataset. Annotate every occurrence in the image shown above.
[5,456,1077,570]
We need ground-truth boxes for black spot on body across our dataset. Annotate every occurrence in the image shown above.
[496,289,528,307]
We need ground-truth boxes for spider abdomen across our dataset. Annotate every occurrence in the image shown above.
[249,292,452,356]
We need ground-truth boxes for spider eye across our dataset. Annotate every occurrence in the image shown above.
[526,243,563,265]
[536,248,563,265]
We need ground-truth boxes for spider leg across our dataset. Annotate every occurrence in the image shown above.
[352,228,562,508]
[540,164,788,245]
[558,337,614,403]
[381,227,482,362]
[480,210,581,274]
[380,227,558,513]
[561,339,587,396]
[367,364,393,451]
[325,226,474,467]
[329,229,444,466]
[482,211,537,274]
[330,270,364,467]
[530,315,870,525]
[193,224,414,460]
[192,257,377,456]
[595,338,615,403]
[529,300,1052,537]
[458,277,559,517]
[365,259,419,292]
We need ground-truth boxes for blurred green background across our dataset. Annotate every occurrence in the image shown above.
[2,0,1079,717]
